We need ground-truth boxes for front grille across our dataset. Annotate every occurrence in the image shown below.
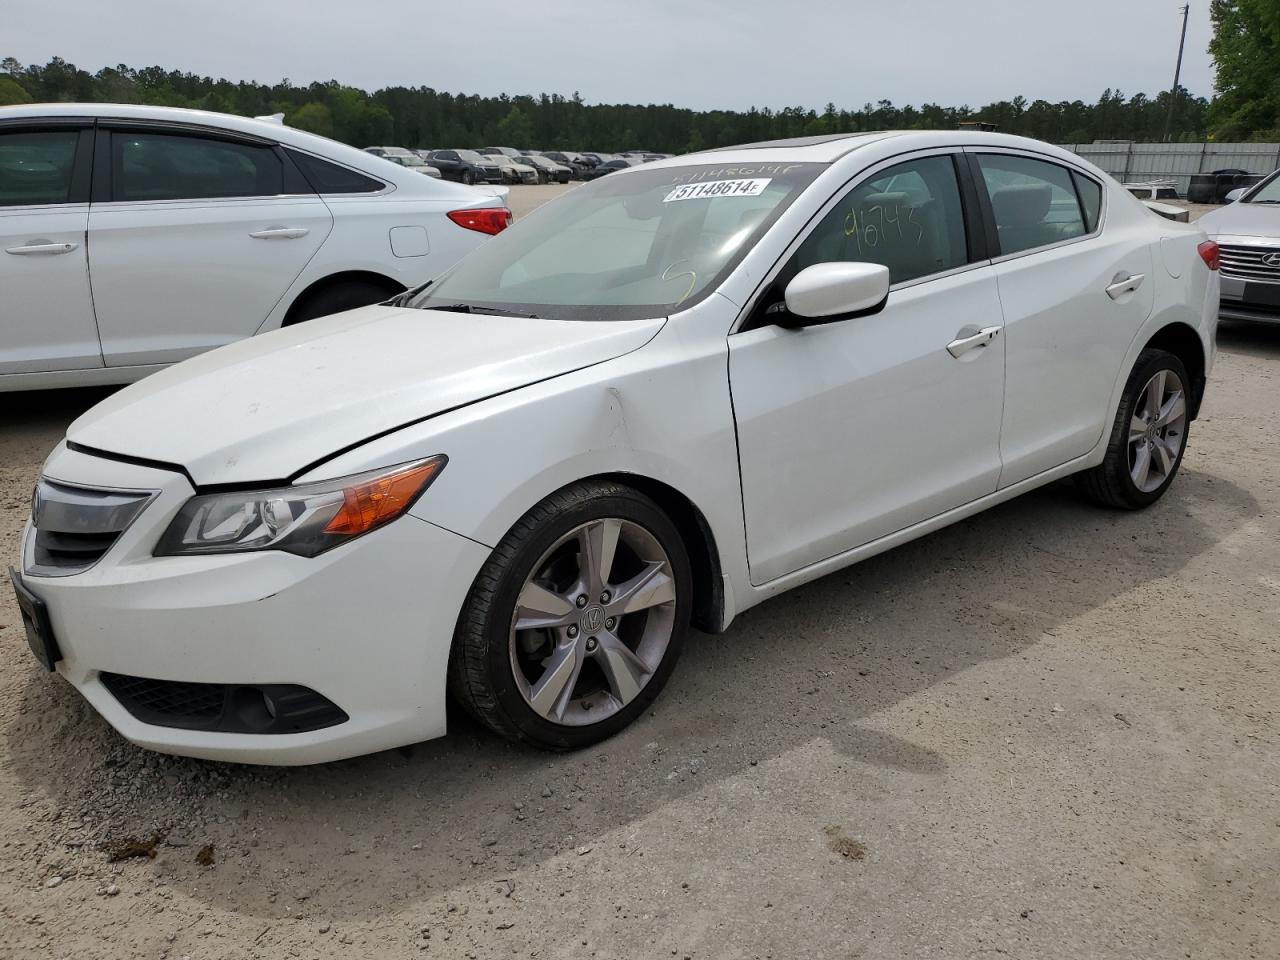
[28,479,155,576]
[100,673,349,734]
[101,673,225,727]
[1219,244,1280,283]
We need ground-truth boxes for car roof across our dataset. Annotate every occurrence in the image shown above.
[640,130,1096,171]
[0,103,504,202]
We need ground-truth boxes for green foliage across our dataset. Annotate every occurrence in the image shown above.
[2,56,1213,150]
[1209,0,1280,140]
[0,76,32,105]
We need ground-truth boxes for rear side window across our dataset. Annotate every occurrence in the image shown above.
[977,154,1087,256]
[112,131,283,201]
[1072,171,1103,232]
[788,154,968,285]
[288,149,384,193]
[0,129,80,206]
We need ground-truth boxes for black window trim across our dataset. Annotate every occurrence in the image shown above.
[963,146,1108,264]
[734,147,988,334]
[284,146,388,196]
[0,118,96,208]
[92,120,318,204]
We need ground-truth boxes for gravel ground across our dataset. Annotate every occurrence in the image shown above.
[0,188,1277,959]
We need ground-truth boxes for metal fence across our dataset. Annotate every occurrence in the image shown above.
[1055,142,1280,194]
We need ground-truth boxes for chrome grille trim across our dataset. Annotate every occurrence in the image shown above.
[26,478,158,577]
[1218,244,1280,284]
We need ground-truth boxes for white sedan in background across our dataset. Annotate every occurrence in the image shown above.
[13,131,1218,764]
[0,104,510,391]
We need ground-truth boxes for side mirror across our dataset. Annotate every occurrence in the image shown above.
[1224,188,1246,203]
[782,262,891,326]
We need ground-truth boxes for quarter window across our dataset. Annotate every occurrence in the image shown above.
[788,154,969,286]
[287,149,383,193]
[111,131,283,202]
[977,154,1088,256]
[0,129,80,206]
[1072,171,1103,232]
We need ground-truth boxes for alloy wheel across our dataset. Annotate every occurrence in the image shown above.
[508,518,677,726]
[1128,368,1187,493]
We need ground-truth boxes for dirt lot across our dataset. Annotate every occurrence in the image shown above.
[0,187,1277,960]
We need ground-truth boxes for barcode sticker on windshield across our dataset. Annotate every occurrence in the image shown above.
[663,178,772,202]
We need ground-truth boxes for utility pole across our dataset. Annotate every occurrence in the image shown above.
[1164,4,1190,142]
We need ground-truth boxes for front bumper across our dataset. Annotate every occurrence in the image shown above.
[1220,275,1280,323]
[18,444,492,765]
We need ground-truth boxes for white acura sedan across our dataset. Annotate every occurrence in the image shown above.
[0,104,509,391]
[12,131,1219,765]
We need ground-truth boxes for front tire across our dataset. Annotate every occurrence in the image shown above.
[1076,348,1191,509]
[461,170,474,185]
[449,481,692,750]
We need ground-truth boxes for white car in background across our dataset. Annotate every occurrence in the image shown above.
[0,104,510,392]
[14,132,1217,765]
[1197,168,1280,324]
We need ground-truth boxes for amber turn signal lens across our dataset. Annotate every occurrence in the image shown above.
[323,457,446,536]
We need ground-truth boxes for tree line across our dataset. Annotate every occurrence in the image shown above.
[0,54,1243,154]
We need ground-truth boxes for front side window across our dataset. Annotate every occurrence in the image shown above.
[0,129,80,206]
[410,161,827,321]
[112,131,283,201]
[786,154,969,287]
[977,154,1087,256]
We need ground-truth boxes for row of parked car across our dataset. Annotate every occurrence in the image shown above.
[363,145,672,185]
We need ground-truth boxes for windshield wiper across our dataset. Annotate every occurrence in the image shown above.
[386,280,432,307]
[430,302,543,319]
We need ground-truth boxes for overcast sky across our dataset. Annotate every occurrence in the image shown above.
[7,0,1215,111]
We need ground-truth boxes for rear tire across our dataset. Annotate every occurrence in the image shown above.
[285,279,400,325]
[449,481,692,750]
[1075,348,1191,509]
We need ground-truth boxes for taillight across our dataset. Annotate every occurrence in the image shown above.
[1197,240,1220,271]
[447,207,512,236]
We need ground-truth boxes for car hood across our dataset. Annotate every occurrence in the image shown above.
[68,306,664,485]
[1197,201,1280,240]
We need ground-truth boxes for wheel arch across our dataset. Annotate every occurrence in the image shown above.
[282,270,406,327]
[1142,321,1207,418]
[596,472,727,635]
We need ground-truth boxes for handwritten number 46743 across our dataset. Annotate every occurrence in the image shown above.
[841,202,925,254]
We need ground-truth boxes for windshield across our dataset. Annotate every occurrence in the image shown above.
[457,150,487,163]
[1245,173,1280,203]
[409,161,826,321]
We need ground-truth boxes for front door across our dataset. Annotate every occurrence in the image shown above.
[0,122,101,375]
[729,153,1006,584]
[88,125,332,367]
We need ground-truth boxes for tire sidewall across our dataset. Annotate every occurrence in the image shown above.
[479,490,692,750]
[1113,349,1191,507]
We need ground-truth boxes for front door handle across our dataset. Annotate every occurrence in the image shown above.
[248,226,310,240]
[5,240,78,255]
[946,325,1001,358]
[1105,272,1145,300]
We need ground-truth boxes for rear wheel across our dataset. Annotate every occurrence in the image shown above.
[450,481,691,750]
[1076,348,1190,509]
[285,279,400,325]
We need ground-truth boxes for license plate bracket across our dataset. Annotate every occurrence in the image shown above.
[9,567,61,672]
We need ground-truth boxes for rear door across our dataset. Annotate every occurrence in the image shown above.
[0,119,101,374]
[729,151,1007,583]
[969,150,1154,486]
[87,123,333,367]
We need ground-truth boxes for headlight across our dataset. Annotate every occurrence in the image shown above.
[155,457,446,558]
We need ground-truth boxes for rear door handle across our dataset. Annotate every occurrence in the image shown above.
[5,240,78,255]
[248,226,309,239]
[946,325,1001,358]
[1105,272,1145,300]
